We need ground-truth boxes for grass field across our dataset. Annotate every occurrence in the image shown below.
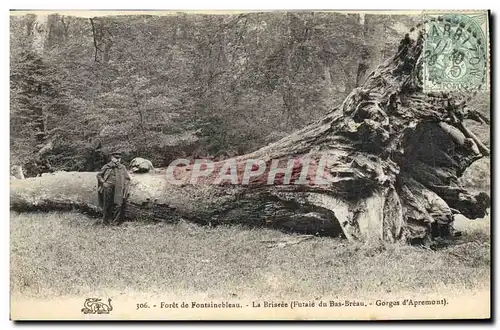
[10,211,490,302]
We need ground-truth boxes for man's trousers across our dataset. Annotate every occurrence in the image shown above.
[101,184,125,225]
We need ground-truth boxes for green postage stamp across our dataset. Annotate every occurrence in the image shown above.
[423,11,489,92]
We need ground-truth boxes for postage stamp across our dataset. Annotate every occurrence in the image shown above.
[422,11,489,92]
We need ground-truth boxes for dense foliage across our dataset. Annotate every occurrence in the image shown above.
[11,12,422,176]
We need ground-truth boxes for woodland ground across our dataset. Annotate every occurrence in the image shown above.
[10,211,490,301]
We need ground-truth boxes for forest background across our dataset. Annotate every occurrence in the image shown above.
[9,12,490,194]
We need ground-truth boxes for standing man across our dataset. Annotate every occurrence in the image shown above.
[97,151,131,225]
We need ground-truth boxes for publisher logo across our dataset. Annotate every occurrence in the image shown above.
[81,298,113,314]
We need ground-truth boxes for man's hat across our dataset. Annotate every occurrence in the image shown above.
[111,151,122,157]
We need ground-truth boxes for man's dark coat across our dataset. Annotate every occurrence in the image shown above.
[96,162,131,208]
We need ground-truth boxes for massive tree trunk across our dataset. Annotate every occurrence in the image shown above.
[10,30,490,244]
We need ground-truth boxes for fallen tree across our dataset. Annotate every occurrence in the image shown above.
[10,30,490,244]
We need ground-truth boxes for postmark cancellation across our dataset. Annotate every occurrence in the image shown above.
[422,11,489,92]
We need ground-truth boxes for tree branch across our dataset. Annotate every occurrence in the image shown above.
[89,18,102,62]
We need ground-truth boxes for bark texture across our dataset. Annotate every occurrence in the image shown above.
[10,31,490,243]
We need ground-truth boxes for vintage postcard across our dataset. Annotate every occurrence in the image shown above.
[9,9,491,320]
